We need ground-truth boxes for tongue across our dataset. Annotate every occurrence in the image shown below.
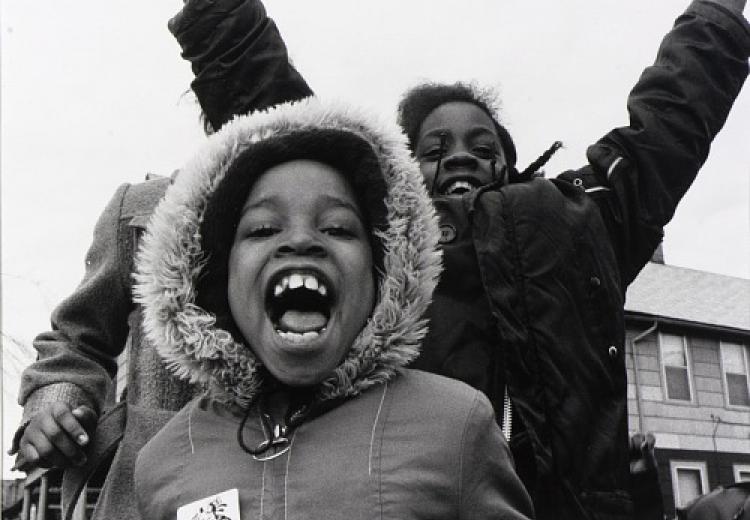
[278,310,327,333]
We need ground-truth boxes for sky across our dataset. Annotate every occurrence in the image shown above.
[1,1,748,478]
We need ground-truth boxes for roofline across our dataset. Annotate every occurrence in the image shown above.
[625,311,750,341]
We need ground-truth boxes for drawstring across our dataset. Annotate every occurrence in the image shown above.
[236,392,347,461]
[237,394,311,461]
[430,132,448,197]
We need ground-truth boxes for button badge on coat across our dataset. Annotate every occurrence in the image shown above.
[439,224,457,244]
[177,488,240,520]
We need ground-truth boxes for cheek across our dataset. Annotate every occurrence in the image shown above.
[419,162,436,188]
[349,245,376,310]
[227,245,261,316]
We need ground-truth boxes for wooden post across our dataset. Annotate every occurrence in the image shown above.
[71,484,87,520]
[37,474,48,520]
[20,486,31,520]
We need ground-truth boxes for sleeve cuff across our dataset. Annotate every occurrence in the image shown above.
[690,0,750,53]
[21,383,98,423]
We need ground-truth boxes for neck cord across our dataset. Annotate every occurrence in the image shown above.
[237,393,311,461]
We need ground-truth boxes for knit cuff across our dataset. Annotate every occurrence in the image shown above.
[11,383,98,453]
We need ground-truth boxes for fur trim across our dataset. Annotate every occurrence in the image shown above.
[134,98,442,407]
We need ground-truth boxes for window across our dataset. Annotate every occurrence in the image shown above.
[721,342,750,407]
[671,461,708,508]
[734,464,750,483]
[660,333,692,401]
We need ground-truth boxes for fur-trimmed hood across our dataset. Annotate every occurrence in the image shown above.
[134,98,441,408]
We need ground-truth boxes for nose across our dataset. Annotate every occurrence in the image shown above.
[442,152,479,171]
[276,226,326,258]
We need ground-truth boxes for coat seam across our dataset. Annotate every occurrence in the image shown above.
[457,391,482,520]
[284,430,298,520]
[368,382,388,476]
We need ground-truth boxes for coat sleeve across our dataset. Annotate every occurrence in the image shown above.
[458,391,535,520]
[169,0,314,132]
[569,0,750,288]
[13,185,134,451]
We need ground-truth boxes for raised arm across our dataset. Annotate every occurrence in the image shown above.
[169,0,313,132]
[580,0,749,287]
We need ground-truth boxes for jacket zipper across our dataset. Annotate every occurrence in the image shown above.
[502,386,512,442]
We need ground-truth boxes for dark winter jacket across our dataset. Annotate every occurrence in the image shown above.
[413,3,750,519]
[132,98,533,520]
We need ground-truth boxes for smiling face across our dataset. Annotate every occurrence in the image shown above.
[415,101,507,196]
[227,159,376,387]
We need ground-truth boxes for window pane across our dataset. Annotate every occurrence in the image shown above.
[662,334,687,367]
[737,471,750,482]
[722,343,745,374]
[666,366,691,401]
[727,373,750,406]
[676,468,704,507]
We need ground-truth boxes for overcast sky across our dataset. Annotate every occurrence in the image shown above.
[2,0,748,478]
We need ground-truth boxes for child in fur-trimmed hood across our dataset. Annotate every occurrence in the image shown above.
[132,98,534,520]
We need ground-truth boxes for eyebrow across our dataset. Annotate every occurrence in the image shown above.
[319,194,364,219]
[240,194,364,219]
[421,126,498,141]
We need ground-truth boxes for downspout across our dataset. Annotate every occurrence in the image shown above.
[630,320,658,433]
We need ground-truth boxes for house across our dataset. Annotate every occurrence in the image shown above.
[625,260,750,517]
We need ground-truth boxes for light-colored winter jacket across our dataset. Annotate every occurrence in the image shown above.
[132,98,535,520]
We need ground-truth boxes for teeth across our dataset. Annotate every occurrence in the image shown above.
[272,272,329,299]
[304,276,319,291]
[289,274,304,289]
[445,181,474,195]
[277,330,322,344]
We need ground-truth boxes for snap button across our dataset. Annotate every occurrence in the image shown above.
[608,346,618,358]
[439,224,457,244]
[590,276,601,287]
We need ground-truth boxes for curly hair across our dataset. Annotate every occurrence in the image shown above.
[397,82,517,167]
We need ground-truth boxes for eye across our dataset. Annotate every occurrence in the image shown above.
[472,145,496,160]
[420,147,445,161]
[245,224,279,238]
[321,225,356,238]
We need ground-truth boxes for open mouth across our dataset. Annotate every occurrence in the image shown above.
[440,178,481,196]
[267,270,333,344]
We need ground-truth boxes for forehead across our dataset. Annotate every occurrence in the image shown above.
[244,159,360,209]
[418,101,499,141]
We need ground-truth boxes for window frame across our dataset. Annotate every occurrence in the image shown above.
[670,460,709,509]
[733,464,750,483]
[720,341,750,409]
[659,332,694,403]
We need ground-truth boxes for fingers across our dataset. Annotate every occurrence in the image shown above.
[72,406,98,443]
[643,431,656,451]
[629,432,645,455]
[14,403,95,471]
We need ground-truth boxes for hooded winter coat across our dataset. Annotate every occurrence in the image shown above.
[131,98,534,520]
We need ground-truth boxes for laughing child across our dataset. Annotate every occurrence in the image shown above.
[131,98,534,520]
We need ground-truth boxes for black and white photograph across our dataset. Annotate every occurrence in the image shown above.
[2,1,749,519]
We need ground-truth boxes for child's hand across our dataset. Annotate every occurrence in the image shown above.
[10,403,97,472]
[629,431,657,475]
